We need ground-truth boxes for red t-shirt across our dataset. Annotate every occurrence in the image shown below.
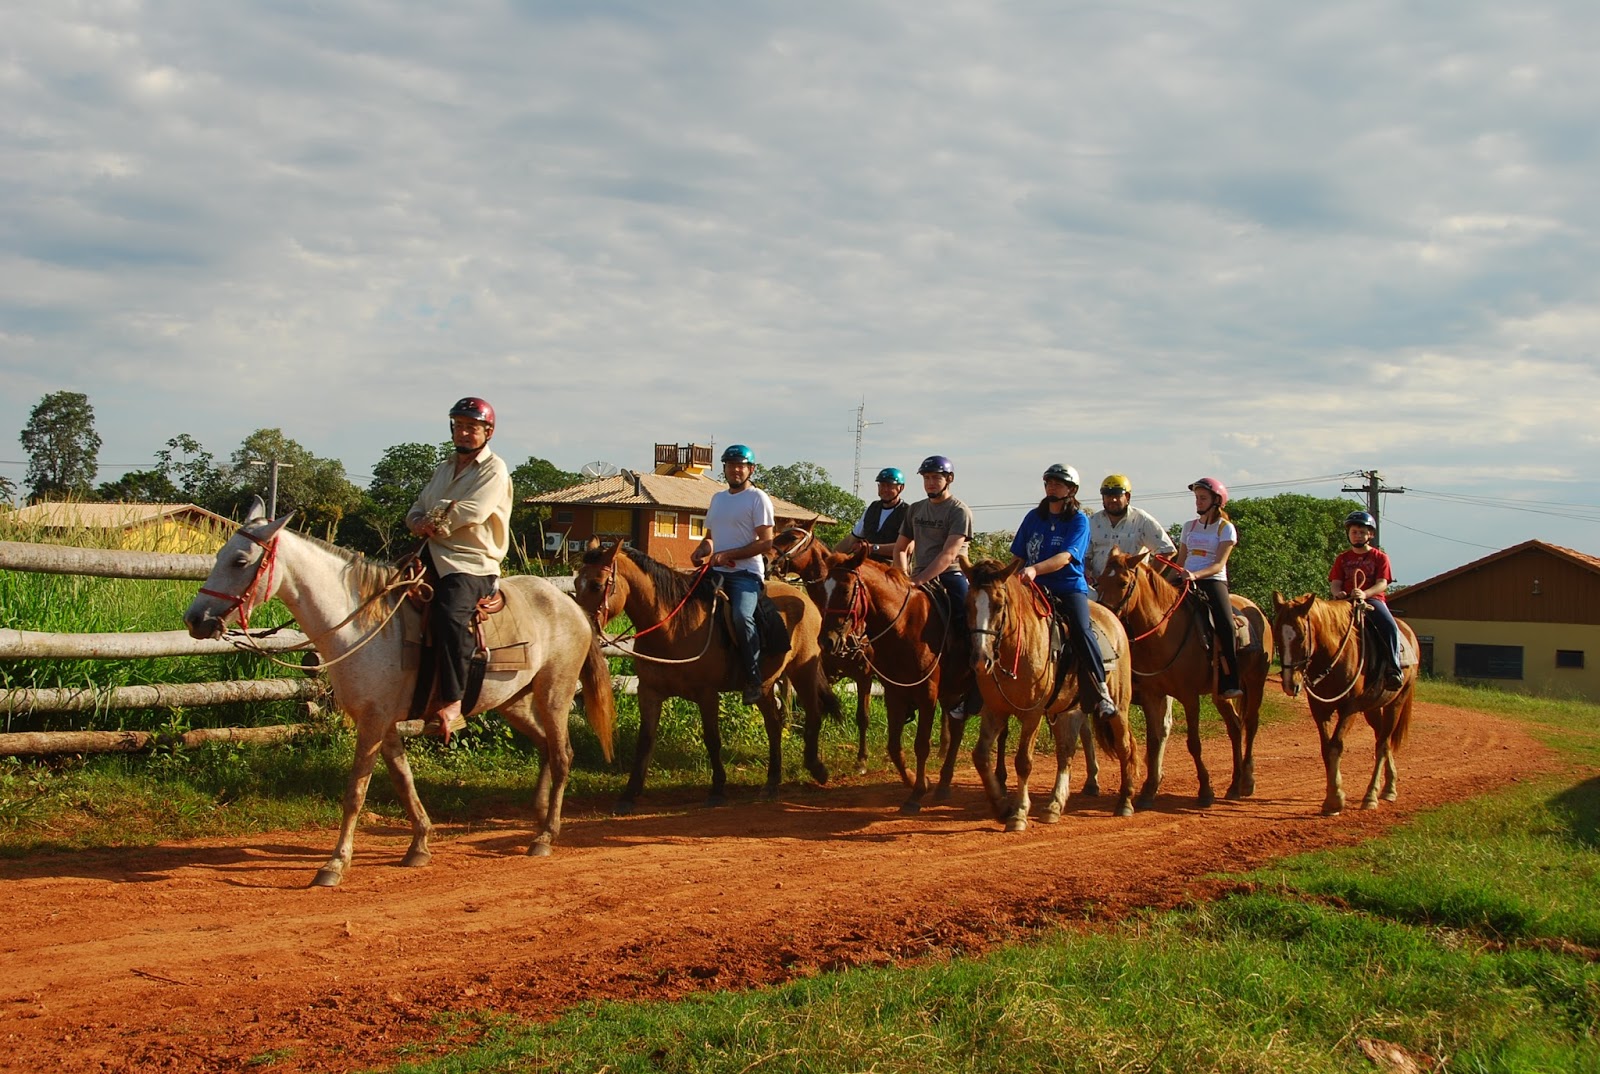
[1330,547,1393,601]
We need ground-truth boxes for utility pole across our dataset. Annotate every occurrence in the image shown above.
[1341,469,1404,546]
[851,398,883,498]
[248,459,294,518]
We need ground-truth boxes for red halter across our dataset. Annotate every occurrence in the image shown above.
[197,528,281,631]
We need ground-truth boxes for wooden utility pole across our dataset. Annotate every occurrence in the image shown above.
[1341,470,1405,546]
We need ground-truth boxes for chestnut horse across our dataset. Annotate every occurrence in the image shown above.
[771,524,876,775]
[962,558,1137,825]
[812,546,973,813]
[184,498,615,887]
[574,541,835,812]
[1094,548,1272,808]
[1271,592,1417,815]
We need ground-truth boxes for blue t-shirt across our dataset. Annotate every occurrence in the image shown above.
[1009,507,1089,595]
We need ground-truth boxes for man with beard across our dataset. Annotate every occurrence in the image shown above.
[838,466,908,562]
[692,443,775,705]
[1086,473,1176,598]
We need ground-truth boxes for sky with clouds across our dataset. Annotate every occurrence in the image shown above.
[4,0,1598,582]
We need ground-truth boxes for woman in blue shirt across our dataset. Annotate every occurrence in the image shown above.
[1008,464,1117,720]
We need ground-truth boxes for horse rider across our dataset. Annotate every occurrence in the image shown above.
[405,396,514,741]
[1086,472,1177,723]
[1008,464,1118,720]
[1175,476,1243,699]
[692,443,775,705]
[893,454,983,719]
[1085,472,1177,597]
[1330,510,1404,691]
[837,466,908,562]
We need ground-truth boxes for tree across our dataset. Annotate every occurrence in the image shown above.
[510,456,581,566]
[229,429,363,538]
[96,469,178,502]
[156,435,227,505]
[0,474,16,508]
[754,461,865,546]
[352,441,450,555]
[19,391,102,501]
[968,530,1016,564]
[1219,494,1365,611]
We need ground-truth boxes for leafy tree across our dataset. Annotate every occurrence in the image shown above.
[229,429,363,538]
[968,530,1016,564]
[1216,494,1365,610]
[0,474,17,508]
[352,441,451,555]
[156,435,227,505]
[510,456,581,566]
[97,469,178,502]
[19,391,102,501]
[754,461,865,546]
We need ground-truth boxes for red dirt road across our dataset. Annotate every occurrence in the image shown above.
[0,701,1557,1073]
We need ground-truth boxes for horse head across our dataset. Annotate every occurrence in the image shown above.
[961,557,1019,673]
[814,545,872,659]
[1271,590,1317,698]
[184,496,296,639]
[573,538,627,633]
[771,522,825,581]
[1095,547,1151,618]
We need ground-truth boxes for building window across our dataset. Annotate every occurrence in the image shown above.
[1556,650,1585,670]
[653,511,678,537]
[554,509,574,524]
[689,514,706,538]
[593,508,631,535]
[1454,643,1523,680]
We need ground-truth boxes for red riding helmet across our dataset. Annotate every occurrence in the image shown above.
[1188,476,1229,507]
[449,396,496,427]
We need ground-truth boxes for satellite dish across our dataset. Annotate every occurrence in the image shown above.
[580,460,619,479]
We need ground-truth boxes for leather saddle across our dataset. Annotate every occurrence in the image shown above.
[401,551,528,719]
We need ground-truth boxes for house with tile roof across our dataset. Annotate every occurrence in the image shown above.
[525,443,836,567]
[3,502,235,553]
[1388,539,1600,699]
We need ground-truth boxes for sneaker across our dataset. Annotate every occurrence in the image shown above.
[1219,685,1244,700]
[742,683,764,705]
[945,701,966,720]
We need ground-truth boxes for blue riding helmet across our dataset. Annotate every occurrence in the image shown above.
[916,455,955,476]
[1345,510,1377,530]
[721,444,756,465]
[875,466,906,485]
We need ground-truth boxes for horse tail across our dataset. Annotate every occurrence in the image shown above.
[1391,683,1414,754]
[1090,710,1123,760]
[580,635,616,763]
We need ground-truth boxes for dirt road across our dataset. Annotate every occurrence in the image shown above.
[0,700,1554,1073]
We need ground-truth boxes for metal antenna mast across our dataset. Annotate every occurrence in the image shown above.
[852,398,882,498]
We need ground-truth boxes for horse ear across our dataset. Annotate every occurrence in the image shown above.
[957,551,973,577]
[259,512,295,541]
[845,544,870,568]
[245,496,267,524]
[1272,590,1286,612]
[1131,550,1150,568]
[585,535,601,552]
[998,558,1020,580]
[601,540,622,565]
[800,518,815,532]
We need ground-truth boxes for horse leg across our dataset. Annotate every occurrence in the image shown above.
[377,728,434,869]
[971,714,1008,821]
[993,719,1010,799]
[902,699,936,815]
[792,656,831,786]
[615,686,666,815]
[1316,711,1354,815]
[1044,708,1082,823]
[1004,717,1042,832]
[1113,711,1137,817]
[1235,679,1260,799]
[1136,692,1173,809]
[1359,710,1390,810]
[312,719,389,888]
[696,693,729,806]
[934,709,967,803]
[1217,693,1247,801]
[503,688,572,856]
[885,692,913,787]
[1077,719,1100,797]
[756,689,786,800]
[1182,698,1216,808]
[1379,701,1401,802]
[853,673,872,776]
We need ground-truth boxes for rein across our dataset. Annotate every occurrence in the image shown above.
[594,558,724,666]
[1283,599,1363,703]
[969,576,1056,713]
[1106,555,1200,679]
[828,569,943,689]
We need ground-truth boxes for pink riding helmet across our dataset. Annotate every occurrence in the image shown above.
[1188,476,1229,508]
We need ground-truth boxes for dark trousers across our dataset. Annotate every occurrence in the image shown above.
[1047,590,1108,689]
[1194,577,1240,689]
[934,569,984,714]
[1366,598,1403,672]
[432,572,496,703]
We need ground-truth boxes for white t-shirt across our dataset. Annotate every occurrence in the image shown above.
[705,486,775,578]
[1179,518,1238,582]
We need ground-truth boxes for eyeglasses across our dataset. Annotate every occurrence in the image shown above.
[1099,488,1128,497]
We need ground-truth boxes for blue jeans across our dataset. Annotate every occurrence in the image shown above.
[1367,598,1402,673]
[719,569,762,683]
[1047,590,1107,688]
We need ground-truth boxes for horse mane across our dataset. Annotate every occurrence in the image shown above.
[283,528,406,607]
[588,544,709,606]
[966,558,1013,587]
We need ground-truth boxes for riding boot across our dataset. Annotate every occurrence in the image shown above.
[1218,661,1243,699]
[1089,671,1117,720]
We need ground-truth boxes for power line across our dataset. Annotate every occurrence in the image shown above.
[1377,515,1502,551]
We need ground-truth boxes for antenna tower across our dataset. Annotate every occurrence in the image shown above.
[852,398,883,498]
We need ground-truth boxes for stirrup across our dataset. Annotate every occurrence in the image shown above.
[424,710,467,742]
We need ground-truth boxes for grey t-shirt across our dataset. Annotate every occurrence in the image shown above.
[900,496,974,575]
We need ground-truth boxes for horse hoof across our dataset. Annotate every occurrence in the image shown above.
[1197,790,1215,809]
[1081,781,1101,797]
[1041,808,1061,825]
[1135,793,1157,810]
[1225,787,1243,802]
[612,799,636,816]
[1361,798,1380,811]
[1116,798,1135,818]
[899,800,922,815]
[1321,801,1344,816]
[706,793,727,808]
[932,785,954,803]
[760,784,781,801]
[526,842,553,858]
[1004,818,1027,833]
[807,761,830,786]
[399,849,432,869]
[310,867,343,888]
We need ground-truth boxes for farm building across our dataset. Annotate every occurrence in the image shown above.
[2,502,235,554]
[525,443,835,566]
[1389,539,1600,700]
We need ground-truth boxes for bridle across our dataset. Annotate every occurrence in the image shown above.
[579,555,721,665]
[768,526,816,575]
[197,527,282,632]
[1279,600,1363,703]
[822,567,943,688]
[1100,554,1192,642]
[968,575,1056,712]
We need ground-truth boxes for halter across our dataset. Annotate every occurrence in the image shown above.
[1279,600,1363,703]
[1102,553,1192,642]
[768,526,816,575]
[824,567,942,689]
[968,574,1056,712]
[197,527,281,632]
[583,555,722,665]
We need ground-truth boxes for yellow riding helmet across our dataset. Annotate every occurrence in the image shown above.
[1100,474,1132,495]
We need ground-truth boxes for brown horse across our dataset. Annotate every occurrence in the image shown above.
[812,546,972,813]
[963,559,1137,825]
[573,540,835,812]
[1094,548,1272,808]
[771,524,876,775]
[1271,592,1417,815]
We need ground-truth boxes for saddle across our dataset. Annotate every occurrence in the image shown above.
[1354,601,1418,680]
[401,551,530,719]
[696,571,793,672]
[1185,588,1257,653]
